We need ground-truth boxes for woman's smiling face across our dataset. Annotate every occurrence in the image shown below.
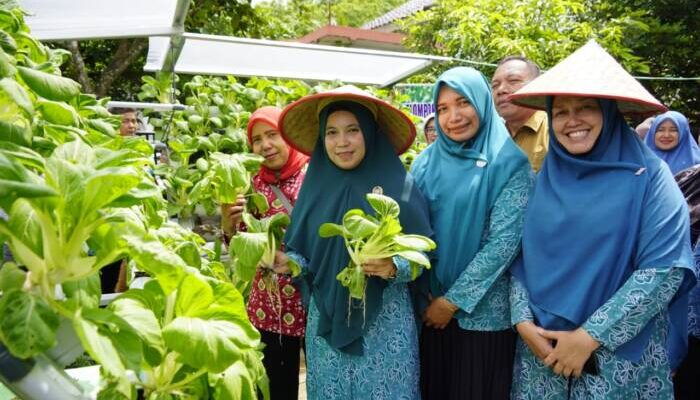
[551,96,604,155]
[654,119,680,151]
[436,85,480,142]
[324,110,366,170]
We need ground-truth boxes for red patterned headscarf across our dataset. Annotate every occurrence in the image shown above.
[247,106,308,184]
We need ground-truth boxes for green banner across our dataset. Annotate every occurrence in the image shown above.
[396,84,434,118]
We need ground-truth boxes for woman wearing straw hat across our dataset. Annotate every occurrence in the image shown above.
[509,40,697,399]
[221,106,309,400]
[644,110,700,175]
[411,66,532,399]
[276,86,432,399]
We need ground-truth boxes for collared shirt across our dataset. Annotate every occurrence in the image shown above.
[509,111,549,172]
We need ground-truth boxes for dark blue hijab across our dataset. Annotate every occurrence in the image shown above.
[284,101,432,355]
[512,98,695,362]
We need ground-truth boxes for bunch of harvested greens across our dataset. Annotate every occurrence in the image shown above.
[319,193,436,300]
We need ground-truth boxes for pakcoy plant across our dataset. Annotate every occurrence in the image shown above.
[188,151,269,219]
[0,7,268,399]
[227,212,301,296]
[0,140,270,400]
[319,193,436,300]
[106,225,269,399]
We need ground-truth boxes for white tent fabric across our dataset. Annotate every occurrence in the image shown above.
[20,0,186,40]
[145,34,448,87]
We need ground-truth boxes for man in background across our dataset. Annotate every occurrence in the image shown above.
[103,107,142,293]
[492,56,548,172]
[109,107,139,137]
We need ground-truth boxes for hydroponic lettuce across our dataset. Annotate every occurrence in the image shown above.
[319,193,436,300]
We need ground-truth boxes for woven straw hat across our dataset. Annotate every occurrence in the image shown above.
[279,85,416,155]
[509,40,666,115]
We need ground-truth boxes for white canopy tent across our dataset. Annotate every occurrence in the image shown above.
[145,34,449,87]
[19,0,189,41]
[19,0,446,86]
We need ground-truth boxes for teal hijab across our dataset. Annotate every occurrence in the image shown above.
[285,101,432,355]
[411,67,529,299]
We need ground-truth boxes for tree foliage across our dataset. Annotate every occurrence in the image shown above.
[254,0,407,39]
[401,0,651,73]
[401,0,700,127]
[592,0,700,127]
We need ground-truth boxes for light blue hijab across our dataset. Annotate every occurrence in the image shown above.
[512,98,696,363]
[411,67,529,298]
[645,111,700,175]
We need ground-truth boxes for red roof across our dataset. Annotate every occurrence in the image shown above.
[296,25,405,50]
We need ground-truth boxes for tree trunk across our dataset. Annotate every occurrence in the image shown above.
[95,39,148,98]
[65,40,95,94]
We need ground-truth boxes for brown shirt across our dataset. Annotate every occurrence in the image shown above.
[510,111,548,172]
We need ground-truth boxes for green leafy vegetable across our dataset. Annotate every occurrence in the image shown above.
[0,10,269,399]
[0,289,60,358]
[203,151,263,204]
[17,66,81,102]
[319,193,436,299]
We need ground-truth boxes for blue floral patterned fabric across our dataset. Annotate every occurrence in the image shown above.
[289,252,421,400]
[443,167,533,331]
[510,268,685,399]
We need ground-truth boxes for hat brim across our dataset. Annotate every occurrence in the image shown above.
[279,90,416,156]
[508,40,667,116]
[510,92,667,115]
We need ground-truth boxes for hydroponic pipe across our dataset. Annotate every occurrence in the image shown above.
[0,345,89,400]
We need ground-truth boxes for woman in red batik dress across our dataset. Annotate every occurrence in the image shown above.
[221,106,308,400]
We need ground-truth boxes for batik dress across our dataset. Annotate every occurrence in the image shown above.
[511,269,685,399]
[288,254,421,400]
[246,171,306,337]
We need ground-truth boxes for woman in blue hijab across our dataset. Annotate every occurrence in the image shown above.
[645,111,700,175]
[509,41,697,399]
[411,67,532,399]
[279,87,432,400]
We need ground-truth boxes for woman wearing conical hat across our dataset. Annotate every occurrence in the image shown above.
[509,40,697,399]
[277,86,433,399]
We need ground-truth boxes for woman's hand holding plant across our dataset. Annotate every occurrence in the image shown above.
[221,195,246,235]
[362,258,397,280]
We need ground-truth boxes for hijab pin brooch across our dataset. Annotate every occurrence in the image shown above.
[372,186,384,195]
[476,160,487,168]
[635,167,646,176]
